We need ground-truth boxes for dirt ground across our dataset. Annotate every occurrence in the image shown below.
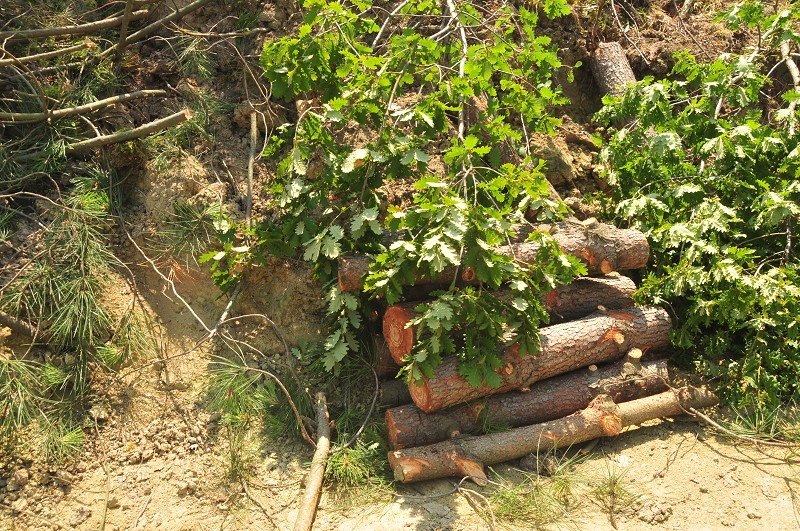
[2,1,799,530]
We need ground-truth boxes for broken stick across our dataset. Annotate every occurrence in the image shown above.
[293,393,330,531]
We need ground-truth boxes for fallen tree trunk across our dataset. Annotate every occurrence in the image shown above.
[293,392,330,531]
[383,274,636,364]
[409,306,671,413]
[388,386,718,484]
[386,358,668,450]
[590,42,637,97]
[338,221,648,292]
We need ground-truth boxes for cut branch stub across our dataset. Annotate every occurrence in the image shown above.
[385,358,669,449]
[590,42,637,98]
[409,306,672,413]
[388,386,719,484]
[383,274,636,364]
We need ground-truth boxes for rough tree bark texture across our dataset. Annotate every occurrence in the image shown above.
[388,386,719,484]
[380,379,412,408]
[338,221,648,292]
[373,335,401,377]
[590,42,637,97]
[386,358,669,449]
[293,393,330,531]
[497,220,649,275]
[383,274,636,364]
[409,306,671,413]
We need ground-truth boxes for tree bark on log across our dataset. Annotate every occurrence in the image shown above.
[383,274,636,364]
[338,221,648,292]
[388,386,718,484]
[374,335,400,377]
[409,306,671,413]
[497,220,649,275]
[386,358,668,450]
[293,392,330,531]
[380,379,412,408]
[590,42,637,97]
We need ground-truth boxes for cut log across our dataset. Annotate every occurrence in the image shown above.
[338,255,477,294]
[497,220,649,275]
[383,274,636,364]
[339,221,649,292]
[386,358,669,449]
[374,335,400,377]
[380,379,412,408]
[388,386,719,484]
[293,392,330,531]
[590,42,637,98]
[409,306,671,413]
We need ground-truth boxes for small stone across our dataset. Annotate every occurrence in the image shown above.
[107,497,121,509]
[177,481,191,496]
[11,497,27,512]
[12,469,29,488]
[141,449,154,461]
[747,511,762,520]
[89,404,109,422]
[699,486,709,493]
[69,506,92,527]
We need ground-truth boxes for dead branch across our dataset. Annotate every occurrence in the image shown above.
[0,10,149,40]
[0,308,48,341]
[0,89,167,123]
[0,40,95,67]
[780,41,800,135]
[293,392,331,531]
[101,0,214,56]
[66,109,190,153]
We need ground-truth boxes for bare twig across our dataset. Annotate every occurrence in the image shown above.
[66,109,190,153]
[293,392,331,531]
[610,0,649,65]
[780,41,800,135]
[0,10,149,40]
[208,283,241,339]
[241,479,278,529]
[679,0,695,18]
[132,496,151,528]
[371,0,411,49]
[0,40,95,67]
[686,406,798,448]
[115,0,136,65]
[0,90,167,123]
[0,308,47,341]
[246,111,258,230]
[102,0,214,57]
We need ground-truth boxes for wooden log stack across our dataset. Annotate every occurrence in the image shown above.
[348,220,718,483]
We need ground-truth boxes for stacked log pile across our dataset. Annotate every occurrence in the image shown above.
[341,220,718,484]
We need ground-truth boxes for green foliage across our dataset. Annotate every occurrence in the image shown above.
[597,1,800,408]
[252,0,582,381]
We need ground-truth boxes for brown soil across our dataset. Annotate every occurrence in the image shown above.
[2,1,799,530]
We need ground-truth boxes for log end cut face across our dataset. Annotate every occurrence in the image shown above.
[383,305,416,363]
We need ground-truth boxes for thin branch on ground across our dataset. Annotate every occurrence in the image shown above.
[610,0,649,65]
[293,392,331,531]
[0,40,95,67]
[241,479,278,529]
[0,10,149,40]
[0,90,167,123]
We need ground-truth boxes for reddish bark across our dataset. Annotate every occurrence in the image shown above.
[388,386,718,484]
[338,222,648,292]
[409,306,672,413]
[497,220,649,275]
[382,274,636,364]
[386,358,669,450]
